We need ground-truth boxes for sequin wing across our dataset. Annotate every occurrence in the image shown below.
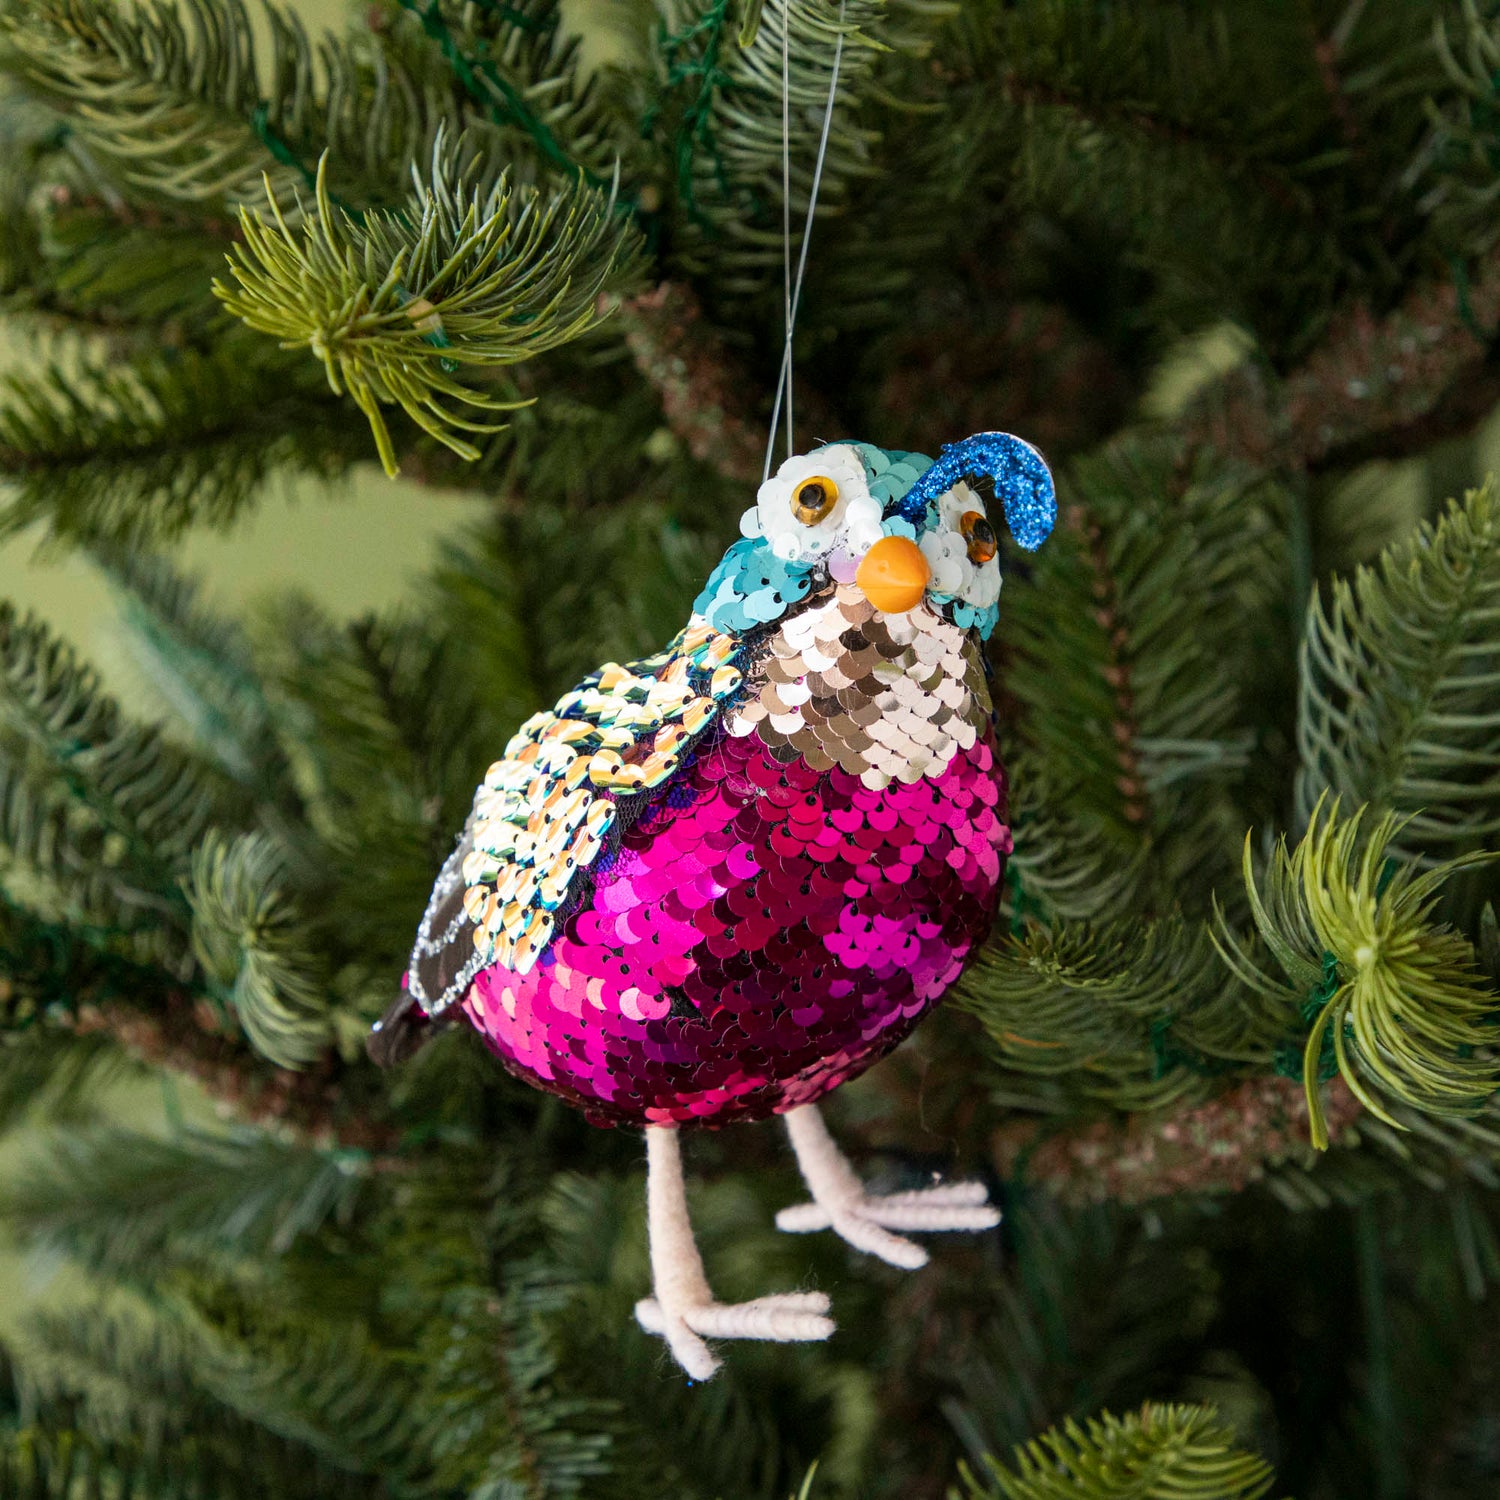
[408,621,748,1014]
[404,818,482,1019]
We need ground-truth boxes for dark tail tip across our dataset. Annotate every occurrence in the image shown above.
[366,990,434,1068]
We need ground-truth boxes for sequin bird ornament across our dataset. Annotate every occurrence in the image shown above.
[371,433,1055,1379]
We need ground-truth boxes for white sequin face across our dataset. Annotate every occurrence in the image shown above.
[919,482,1002,611]
[740,444,884,565]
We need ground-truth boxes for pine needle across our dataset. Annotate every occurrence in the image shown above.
[1217,796,1499,1149]
[955,1403,1275,1500]
[216,136,641,474]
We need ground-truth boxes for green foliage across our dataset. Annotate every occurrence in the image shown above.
[933,1198,1222,1469]
[217,141,641,475]
[10,1292,422,1484]
[20,197,235,335]
[94,549,286,794]
[0,602,244,959]
[953,1403,1275,1500]
[645,0,929,285]
[0,1422,373,1500]
[1218,797,1499,1150]
[0,0,453,210]
[921,1,1445,359]
[186,833,332,1069]
[381,0,621,189]
[1418,0,1500,253]
[0,1126,366,1272]
[1000,758,1150,924]
[957,916,1277,1114]
[0,1027,123,1135]
[1296,482,1500,866]
[0,345,363,548]
[1002,440,1292,922]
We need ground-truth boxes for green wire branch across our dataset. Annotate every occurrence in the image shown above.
[395,0,607,191]
[215,138,641,475]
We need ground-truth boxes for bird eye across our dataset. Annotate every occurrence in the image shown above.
[790,476,839,525]
[960,510,997,564]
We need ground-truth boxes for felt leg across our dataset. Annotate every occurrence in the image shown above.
[634,1125,833,1379]
[777,1103,1000,1269]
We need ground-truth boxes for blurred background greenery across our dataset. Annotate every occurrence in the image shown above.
[0,0,492,674]
[0,0,493,1352]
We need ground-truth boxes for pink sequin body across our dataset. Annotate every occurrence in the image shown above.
[463,726,1010,1128]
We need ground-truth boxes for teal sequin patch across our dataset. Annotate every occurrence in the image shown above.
[694,538,815,632]
[946,598,1000,636]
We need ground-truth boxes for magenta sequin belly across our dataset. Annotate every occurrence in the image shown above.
[462,729,1010,1128]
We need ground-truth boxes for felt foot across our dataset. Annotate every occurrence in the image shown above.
[779,1103,1000,1269]
[776,1179,999,1268]
[634,1291,834,1380]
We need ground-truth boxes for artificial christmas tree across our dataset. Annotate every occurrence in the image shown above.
[0,0,1497,1495]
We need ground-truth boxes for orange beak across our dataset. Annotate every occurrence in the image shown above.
[855,535,931,614]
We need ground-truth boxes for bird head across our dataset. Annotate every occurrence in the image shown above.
[692,433,1055,641]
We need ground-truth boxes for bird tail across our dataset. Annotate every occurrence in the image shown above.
[366,985,441,1067]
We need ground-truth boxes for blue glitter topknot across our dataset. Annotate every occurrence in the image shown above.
[888,432,1056,550]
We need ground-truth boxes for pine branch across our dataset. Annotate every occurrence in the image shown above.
[919,0,1444,362]
[381,0,622,189]
[0,603,252,955]
[217,138,641,475]
[1002,438,1292,919]
[0,0,457,211]
[0,1025,123,1134]
[16,192,241,336]
[0,896,179,1033]
[992,1075,1363,1209]
[94,548,291,798]
[1415,0,1500,255]
[0,345,365,547]
[186,832,335,1070]
[956,916,1279,1115]
[955,1403,1275,1500]
[1296,482,1500,866]
[416,1274,617,1499]
[390,1165,623,1500]
[429,498,719,710]
[242,597,529,1020]
[66,992,398,1151]
[0,1124,369,1273]
[1001,755,1150,924]
[615,281,763,481]
[1216,796,1499,1150]
[1180,240,1500,478]
[646,0,938,284]
[10,1292,421,1484]
[251,598,484,856]
[0,1422,373,1500]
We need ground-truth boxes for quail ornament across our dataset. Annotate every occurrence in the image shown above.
[372,433,1055,1379]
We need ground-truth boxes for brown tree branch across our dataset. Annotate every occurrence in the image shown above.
[69,995,399,1153]
[991,1075,1362,1206]
[1182,246,1500,476]
[612,282,765,483]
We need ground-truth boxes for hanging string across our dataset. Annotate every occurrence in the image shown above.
[762,0,848,482]
[780,7,793,464]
